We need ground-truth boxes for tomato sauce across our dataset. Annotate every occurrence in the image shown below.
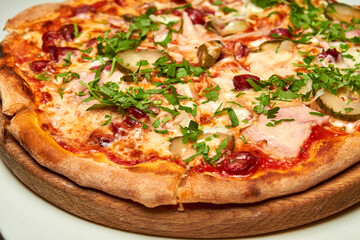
[298,124,346,161]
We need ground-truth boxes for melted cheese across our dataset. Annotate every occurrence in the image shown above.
[245,41,301,79]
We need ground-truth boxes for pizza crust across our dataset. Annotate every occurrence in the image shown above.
[7,110,185,207]
[4,0,171,34]
[5,3,64,33]
[177,132,360,204]
[0,63,34,116]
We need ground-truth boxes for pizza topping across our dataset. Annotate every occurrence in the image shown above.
[222,152,259,176]
[316,48,343,63]
[169,120,232,162]
[269,28,292,39]
[219,19,249,37]
[123,115,142,127]
[88,128,116,147]
[116,49,168,73]
[128,106,149,120]
[208,17,249,36]
[171,0,188,5]
[42,31,61,52]
[90,61,112,71]
[231,42,249,60]
[233,74,260,91]
[316,88,360,122]
[242,106,329,159]
[74,5,96,15]
[59,24,82,42]
[258,40,282,52]
[197,40,223,68]
[48,46,77,61]
[40,92,53,105]
[325,3,360,23]
[184,8,205,25]
[30,61,50,73]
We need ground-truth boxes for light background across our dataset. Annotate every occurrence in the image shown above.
[0,0,360,239]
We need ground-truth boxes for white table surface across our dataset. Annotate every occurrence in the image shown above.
[1,0,360,239]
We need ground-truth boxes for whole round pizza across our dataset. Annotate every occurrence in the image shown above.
[0,0,360,208]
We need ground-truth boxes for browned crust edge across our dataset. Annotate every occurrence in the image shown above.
[4,3,65,32]
[0,61,35,116]
[177,132,360,204]
[7,110,185,207]
[3,0,171,33]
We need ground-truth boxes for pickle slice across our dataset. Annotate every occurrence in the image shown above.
[117,49,168,73]
[316,88,360,121]
[207,18,248,36]
[325,3,360,23]
[197,40,223,68]
[259,40,282,52]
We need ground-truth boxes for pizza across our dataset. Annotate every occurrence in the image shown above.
[0,0,360,208]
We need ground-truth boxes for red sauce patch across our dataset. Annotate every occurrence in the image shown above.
[298,124,345,161]
[200,114,212,125]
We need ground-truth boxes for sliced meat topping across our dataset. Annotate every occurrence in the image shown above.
[242,105,329,159]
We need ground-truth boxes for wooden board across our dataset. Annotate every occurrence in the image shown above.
[1,129,360,238]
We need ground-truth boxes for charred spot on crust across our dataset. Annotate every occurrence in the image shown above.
[242,185,261,198]
[21,83,34,101]
[42,20,53,30]
[0,45,7,58]
[316,141,336,163]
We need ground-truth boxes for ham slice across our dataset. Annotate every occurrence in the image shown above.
[243,106,328,159]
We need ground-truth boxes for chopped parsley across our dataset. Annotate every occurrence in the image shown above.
[213,103,240,127]
[34,72,51,81]
[152,119,161,128]
[212,0,223,6]
[266,118,295,127]
[310,111,324,117]
[220,7,238,14]
[55,71,80,99]
[201,85,221,104]
[154,129,169,134]
[101,115,112,126]
[252,0,360,44]
[184,136,230,165]
[179,120,203,144]
[62,52,73,67]
[80,81,159,117]
[73,22,82,38]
